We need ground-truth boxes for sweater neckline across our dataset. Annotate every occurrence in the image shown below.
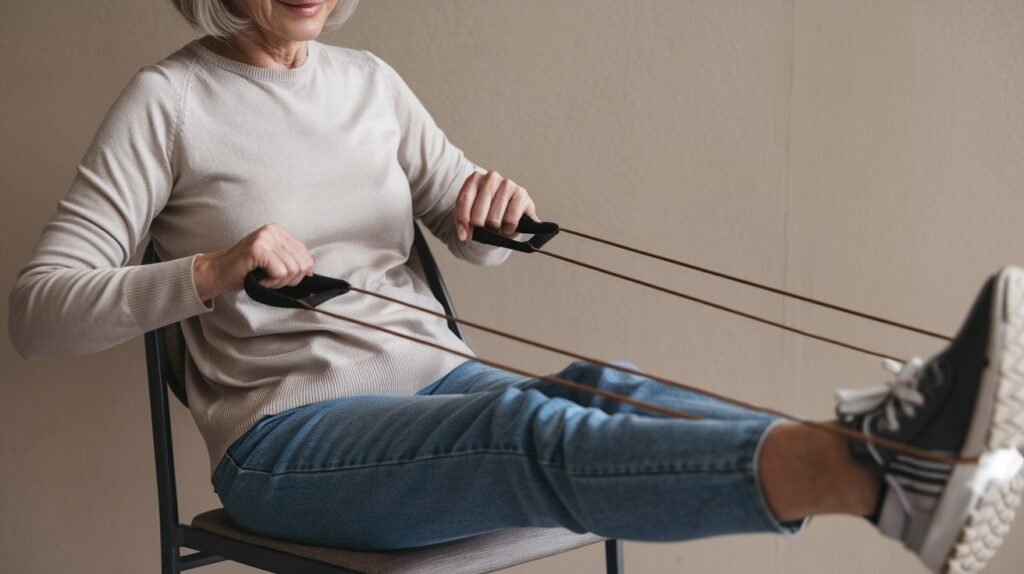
[188,37,319,82]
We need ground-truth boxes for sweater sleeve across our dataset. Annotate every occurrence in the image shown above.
[369,53,511,267]
[7,65,214,360]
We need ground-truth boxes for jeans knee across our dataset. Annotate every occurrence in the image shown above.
[560,360,643,389]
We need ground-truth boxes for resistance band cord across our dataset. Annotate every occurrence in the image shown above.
[348,285,981,465]
[288,290,973,465]
[474,218,952,363]
[243,279,975,466]
[243,217,979,466]
[534,249,908,362]
[557,226,952,342]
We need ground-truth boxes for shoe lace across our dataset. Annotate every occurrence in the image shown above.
[835,357,927,432]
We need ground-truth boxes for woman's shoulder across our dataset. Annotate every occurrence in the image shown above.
[314,42,397,78]
[118,42,202,107]
[93,42,203,146]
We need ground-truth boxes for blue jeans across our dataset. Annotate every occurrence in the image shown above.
[212,360,803,551]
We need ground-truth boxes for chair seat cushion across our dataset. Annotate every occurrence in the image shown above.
[191,508,604,574]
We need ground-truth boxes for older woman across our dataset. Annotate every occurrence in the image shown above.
[8,1,1023,571]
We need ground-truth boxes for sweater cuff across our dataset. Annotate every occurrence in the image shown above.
[125,254,215,332]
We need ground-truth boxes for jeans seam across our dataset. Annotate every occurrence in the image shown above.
[226,447,757,478]
[229,448,541,474]
[565,459,754,477]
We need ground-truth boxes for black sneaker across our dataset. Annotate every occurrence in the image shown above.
[835,266,1024,573]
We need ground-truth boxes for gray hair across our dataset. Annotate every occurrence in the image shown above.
[170,0,360,38]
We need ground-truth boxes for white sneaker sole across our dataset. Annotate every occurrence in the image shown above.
[918,266,1024,573]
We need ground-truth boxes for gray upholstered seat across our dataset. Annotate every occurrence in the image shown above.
[192,508,604,574]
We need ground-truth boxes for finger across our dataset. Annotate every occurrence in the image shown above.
[282,236,315,278]
[301,252,315,276]
[277,242,308,286]
[486,180,516,231]
[259,251,292,289]
[269,225,313,281]
[263,229,303,287]
[502,191,532,235]
[512,188,538,221]
[470,172,503,231]
[525,200,538,220]
[455,172,480,242]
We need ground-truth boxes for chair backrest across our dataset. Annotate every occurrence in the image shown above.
[141,222,466,569]
[407,223,467,341]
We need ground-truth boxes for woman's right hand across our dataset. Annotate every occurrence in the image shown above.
[192,223,314,303]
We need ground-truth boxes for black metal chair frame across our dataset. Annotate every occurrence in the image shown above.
[142,223,625,573]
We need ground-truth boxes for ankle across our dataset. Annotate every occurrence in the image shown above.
[823,422,883,517]
[759,422,882,522]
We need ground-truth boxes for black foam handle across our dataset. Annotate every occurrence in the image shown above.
[244,268,351,309]
[472,215,560,253]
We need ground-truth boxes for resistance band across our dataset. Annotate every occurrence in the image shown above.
[555,227,951,341]
[473,217,950,362]
[241,217,975,466]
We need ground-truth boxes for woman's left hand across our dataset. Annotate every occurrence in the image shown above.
[455,171,537,242]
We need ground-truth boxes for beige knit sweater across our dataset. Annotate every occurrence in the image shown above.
[8,38,509,475]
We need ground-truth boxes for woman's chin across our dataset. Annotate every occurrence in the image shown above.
[273,22,326,42]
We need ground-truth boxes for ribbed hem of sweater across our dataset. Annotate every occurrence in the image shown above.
[195,339,473,478]
[125,254,214,333]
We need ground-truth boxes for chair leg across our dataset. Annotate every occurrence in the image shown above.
[161,547,180,574]
[604,539,623,574]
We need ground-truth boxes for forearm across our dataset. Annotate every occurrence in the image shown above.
[8,255,213,360]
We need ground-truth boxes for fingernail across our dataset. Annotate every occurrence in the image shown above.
[457,226,466,242]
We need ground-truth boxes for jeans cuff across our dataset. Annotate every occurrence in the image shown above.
[751,418,810,536]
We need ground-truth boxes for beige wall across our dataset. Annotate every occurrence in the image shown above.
[3,1,1023,572]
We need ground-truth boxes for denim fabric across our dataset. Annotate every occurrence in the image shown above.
[212,360,804,551]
